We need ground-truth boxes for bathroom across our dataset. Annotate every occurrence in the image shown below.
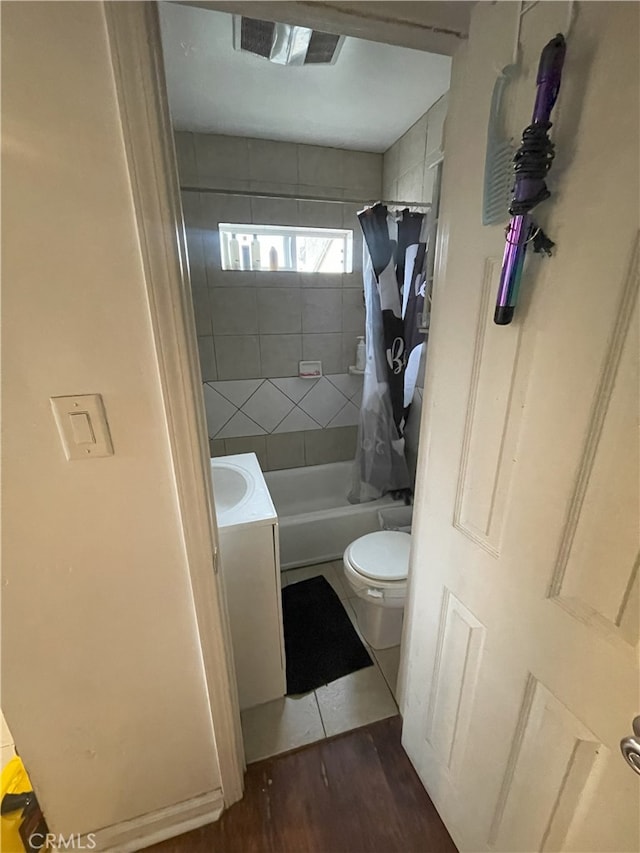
[159,2,451,761]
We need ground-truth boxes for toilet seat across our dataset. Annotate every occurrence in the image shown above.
[344,531,411,583]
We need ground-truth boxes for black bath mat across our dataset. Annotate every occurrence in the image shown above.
[282,575,373,695]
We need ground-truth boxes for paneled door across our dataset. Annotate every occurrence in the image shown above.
[401,2,639,851]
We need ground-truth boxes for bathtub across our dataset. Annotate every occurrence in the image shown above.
[264,460,398,570]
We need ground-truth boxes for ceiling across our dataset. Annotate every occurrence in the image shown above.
[159,3,452,153]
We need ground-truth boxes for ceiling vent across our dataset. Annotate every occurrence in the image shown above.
[234,17,343,66]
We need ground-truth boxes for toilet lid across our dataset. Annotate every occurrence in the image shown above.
[347,531,411,582]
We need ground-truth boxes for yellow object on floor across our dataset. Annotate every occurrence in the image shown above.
[1,756,33,853]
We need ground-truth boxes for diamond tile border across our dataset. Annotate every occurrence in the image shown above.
[203,373,363,439]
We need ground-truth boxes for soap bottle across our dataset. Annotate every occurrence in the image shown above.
[355,336,366,371]
[229,233,240,270]
[268,246,279,271]
[251,235,261,270]
[241,238,251,270]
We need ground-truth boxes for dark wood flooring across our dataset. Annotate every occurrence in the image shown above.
[149,716,457,853]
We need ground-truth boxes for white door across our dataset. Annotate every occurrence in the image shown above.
[401,2,639,851]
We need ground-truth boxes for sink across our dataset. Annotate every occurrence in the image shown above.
[211,460,255,518]
[210,453,277,530]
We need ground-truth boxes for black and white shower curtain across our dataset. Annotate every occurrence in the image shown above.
[349,204,428,503]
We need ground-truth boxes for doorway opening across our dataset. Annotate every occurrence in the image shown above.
[157,0,450,763]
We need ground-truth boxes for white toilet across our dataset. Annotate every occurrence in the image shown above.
[342,530,411,650]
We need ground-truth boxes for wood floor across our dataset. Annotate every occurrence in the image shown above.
[148,716,456,853]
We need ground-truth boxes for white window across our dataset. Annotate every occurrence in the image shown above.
[219,223,353,274]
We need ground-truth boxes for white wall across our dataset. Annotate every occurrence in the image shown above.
[1,1,221,836]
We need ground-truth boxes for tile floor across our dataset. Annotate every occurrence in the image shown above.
[240,560,402,763]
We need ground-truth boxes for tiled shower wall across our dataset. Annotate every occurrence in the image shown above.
[382,94,448,484]
[382,94,448,206]
[175,132,382,469]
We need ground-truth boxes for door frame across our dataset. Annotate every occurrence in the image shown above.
[104,1,245,808]
[103,0,467,827]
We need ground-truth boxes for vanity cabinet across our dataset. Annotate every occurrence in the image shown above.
[218,522,285,709]
[212,453,285,711]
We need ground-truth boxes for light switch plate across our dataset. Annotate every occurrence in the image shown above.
[50,394,113,460]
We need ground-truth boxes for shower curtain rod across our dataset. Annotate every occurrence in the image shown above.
[180,185,431,210]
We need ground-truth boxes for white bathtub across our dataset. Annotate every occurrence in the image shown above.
[264,461,398,570]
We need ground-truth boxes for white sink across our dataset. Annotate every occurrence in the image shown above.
[211,460,254,517]
[210,454,276,529]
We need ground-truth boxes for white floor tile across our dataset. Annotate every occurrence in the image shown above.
[315,664,398,737]
[241,693,325,763]
[283,562,348,600]
[373,645,402,700]
[329,559,351,596]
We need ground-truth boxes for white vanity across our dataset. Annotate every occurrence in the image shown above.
[210,453,285,710]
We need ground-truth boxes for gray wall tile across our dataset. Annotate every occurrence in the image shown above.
[197,335,217,382]
[266,432,305,470]
[249,180,297,196]
[341,203,362,228]
[224,435,268,469]
[210,270,257,288]
[192,287,212,336]
[342,272,363,289]
[295,183,342,200]
[342,289,365,333]
[382,98,446,206]
[174,132,198,185]
[200,192,252,226]
[303,426,358,466]
[399,114,428,175]
[202,226,222,283]
[302,289,342,333]
[258,288,302,334]
[342,333,359,372]
[383,141,400,193]
[398,163,425,205]
[298,144,344,192]
[215,335,260,380]
[255,271,301,288]
[209,438,226,457]
[176,133,384,447]
[194,134,249,188]
[210,288,258,335]
[342,150,383,197]
[300,273,343,289]
[260,334,302,378]
[351,225,364,272]
[303,333,342,374]
[250,196,299,227]
[248,139,298,186]
[298,200,342,229]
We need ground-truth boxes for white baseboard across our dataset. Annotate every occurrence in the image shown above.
[76,789,225,852]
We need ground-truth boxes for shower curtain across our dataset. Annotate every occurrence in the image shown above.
[349,204,428,504]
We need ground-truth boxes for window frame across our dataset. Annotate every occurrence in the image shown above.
[218,222,353,274]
